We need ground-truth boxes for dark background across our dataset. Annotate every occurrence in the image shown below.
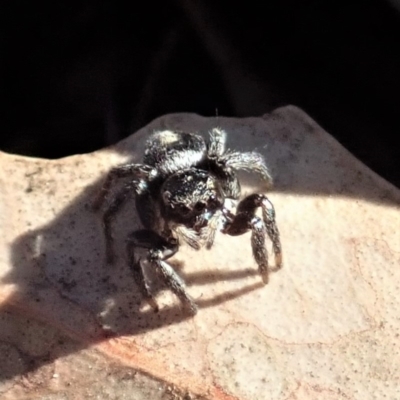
[1,1,399,188]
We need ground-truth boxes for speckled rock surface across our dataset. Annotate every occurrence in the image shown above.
[1,106,399,400]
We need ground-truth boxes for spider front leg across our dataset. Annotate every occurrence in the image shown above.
[100,182,140,263]
[127,230,198,315]
[93,163,156,263]
[222,194,282,283]
[92,163,154,211]
[221,150,273,188]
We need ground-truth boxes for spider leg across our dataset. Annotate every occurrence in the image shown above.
[261,196,283,271]
[92,163,154,211]
[127,233,159,312]
[221,151,273,187]
[102,182,140,263]
[128,230,198,315]
[173,225,202,250]
[208,127,227,157]
[202,209,223,249]
[222,194,282,283]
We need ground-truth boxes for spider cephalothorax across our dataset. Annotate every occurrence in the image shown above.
[93,128,282,314]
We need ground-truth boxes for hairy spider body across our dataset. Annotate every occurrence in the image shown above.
[93,128,282,314]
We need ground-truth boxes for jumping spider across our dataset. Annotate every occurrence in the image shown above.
[93,128,282,314]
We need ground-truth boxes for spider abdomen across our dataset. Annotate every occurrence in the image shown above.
[144,130,207,176]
